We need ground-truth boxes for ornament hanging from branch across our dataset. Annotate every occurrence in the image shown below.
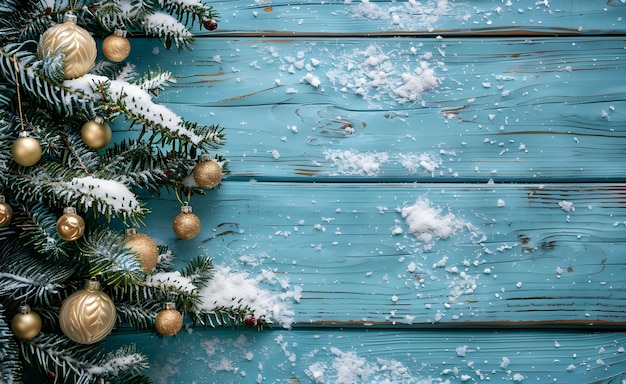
[0,195,13,227]
[38,12,97,80]
[124,228,159,272]
[59,279,116,344]
[102,29,131,62]
[193,154,222,189]
[11,304,42,340]
[56,207,85,241]
[172,205,201,240]
[81,116,112,149]
[155,302,183,336]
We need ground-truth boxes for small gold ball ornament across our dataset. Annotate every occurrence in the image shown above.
[124,228,159,271]
[102,29,131,62]
[11,132,42,167]
[38,12,97,79]
[11,304,42,340]
[193,155,222,189]
[172,205,201,240]
[155,302,183,336]
[56,207,85,241]
[59,279,116,344]
[0,195,13,227]
[81,116,112,149]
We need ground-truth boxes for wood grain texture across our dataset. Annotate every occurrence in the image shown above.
[104,328,626,383]
[140,181,626,327]
[122,35,626,182]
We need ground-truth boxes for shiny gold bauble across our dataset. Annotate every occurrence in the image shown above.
[193,157,222,189]
[172,205,201,240]
[124,228,158,271]
[155,302,183,336]
[81,116,112,149]
[56,207,85,241]
[0,195,13,228]
[59,280,116,344]
[38,13,97,79]
[102,29,131,62]
[11,135,42,167]
[11,304,42,340]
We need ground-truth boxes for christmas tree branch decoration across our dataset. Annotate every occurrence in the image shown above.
[0,0,241,382]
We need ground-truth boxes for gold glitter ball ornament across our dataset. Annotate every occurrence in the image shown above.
[193,156,222,189]
[124,228,159,271]
[155,302,183,336]
[56,207,85,241]
[0,195,13,228]
[81,116,112,149]
[59,280,116,344]
[11,304,42,340]
[11,133,42,167]
[172,205,201,240]
[102,29,131,62]
[38,13,97,79]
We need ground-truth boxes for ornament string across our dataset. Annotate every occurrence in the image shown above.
[174,186,191,206]
[12,59,25,132]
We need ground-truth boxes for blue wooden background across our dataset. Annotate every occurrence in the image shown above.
[107,1,626,383]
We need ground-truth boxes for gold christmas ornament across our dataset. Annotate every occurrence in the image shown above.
[59,279,116,344]
[124,228,158,271]
[155,302,183,336]
[11,304,42,340]
[81,116,112,149]
[192,155,222,189]
[102,29,131,62]
[11,132,42,167]
[0,195,13,227]
[172,205,201,240]
[56,207,85,241]
[38,12,97,80]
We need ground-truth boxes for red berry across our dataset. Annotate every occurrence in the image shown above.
[243,315,256,328]
[203,19,218,31]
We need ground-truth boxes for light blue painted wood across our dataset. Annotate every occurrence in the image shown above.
[137,181,626,327]
[198,0,626,35]
[120,35,626,181]
[105,328,626,383]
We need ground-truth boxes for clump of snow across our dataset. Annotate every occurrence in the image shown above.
[398,152,442,175]
[400,198,473,250]
[323,149,389,176]
[348,0,451,31]
[198,266,298,328]
[146,271,196,294]
[558,200,575,212]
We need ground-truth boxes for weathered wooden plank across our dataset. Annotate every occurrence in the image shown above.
[119,36,626,181]
[141,181,626,327]
[196,0,626,35]
[105,328,626,383]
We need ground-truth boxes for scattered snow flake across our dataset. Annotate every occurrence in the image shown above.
[323,149,389,176]
[558,200,575,212]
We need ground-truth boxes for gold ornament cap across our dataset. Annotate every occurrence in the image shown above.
[11,304,42,340]
[56,206,85,241]
[155,302,183,336]
[0,195,13,228]
[172,205,201,240]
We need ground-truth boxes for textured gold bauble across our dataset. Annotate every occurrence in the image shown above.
[102,29,131,62]
[56,207,85,241]
[124,228,159,271]
[59,280,116,344]
[0,195,13,227]
[11,136,42,167]
[81,116,112,149]
[172,205,201,240]
[193,158,222,189]
[38,13,97,79]
[155,302,183,336]
[11,304,42,340]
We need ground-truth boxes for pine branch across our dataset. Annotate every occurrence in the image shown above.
[179,255,214,290]
[0,304,23,384]
[0,238,74,304]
